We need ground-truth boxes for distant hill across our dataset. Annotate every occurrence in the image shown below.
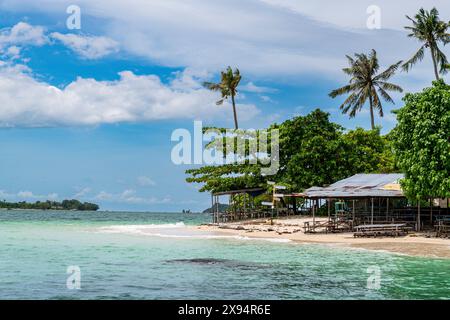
[203,203,229,213]
[0,199,99,211]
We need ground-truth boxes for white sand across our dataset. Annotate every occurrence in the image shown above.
[193,217,450,259]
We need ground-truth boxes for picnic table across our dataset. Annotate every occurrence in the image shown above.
[435,217,450,237]
[354,223,411,238]
[304,219,352,234]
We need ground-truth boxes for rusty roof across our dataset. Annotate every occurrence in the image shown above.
[302,174,405,198]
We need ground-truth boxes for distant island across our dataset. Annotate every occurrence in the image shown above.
[203,203,229,213]
[0,199,99,211]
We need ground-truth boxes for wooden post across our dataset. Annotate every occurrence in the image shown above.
[371,198,374,225]
[312,199,316,225]
[327,199,331,221]
[386,198,389,221]
[430,198,433,226]
[417,200,421,231]
[352,200,355,224]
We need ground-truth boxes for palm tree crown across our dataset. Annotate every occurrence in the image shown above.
[329,50,403,130]
[403,8,449,80]
[203,67,242,130]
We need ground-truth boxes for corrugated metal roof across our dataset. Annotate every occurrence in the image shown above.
[303,174,405,198]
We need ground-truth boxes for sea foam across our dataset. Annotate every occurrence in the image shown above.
[95,223,291,243]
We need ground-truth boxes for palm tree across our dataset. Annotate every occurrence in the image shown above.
[329,50,403,130]
[203,66,242,130]
[402,8,449,80]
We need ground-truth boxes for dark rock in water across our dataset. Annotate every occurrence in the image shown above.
[169,258,227,265]
[166,258,268,269]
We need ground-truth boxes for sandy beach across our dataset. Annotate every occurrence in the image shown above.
[194,217,450,259]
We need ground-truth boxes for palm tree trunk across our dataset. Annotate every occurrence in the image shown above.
[231,94,239,130]
[369,95,375,130]
[430,46,440,81]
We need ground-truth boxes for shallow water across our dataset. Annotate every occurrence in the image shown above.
[0,210,449,300]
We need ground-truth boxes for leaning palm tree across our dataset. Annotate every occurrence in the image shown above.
[329,50,403,130]
[203,66,242,130]
[402,8,449,80]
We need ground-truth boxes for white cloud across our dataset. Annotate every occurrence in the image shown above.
[3,0,446,82]
[0,64,260,127]
[260,95,274,103]
[73,187,91,198]
[0,22,47,48]
[259,0,450,30]
[0,22,48,61]
[241,82,277,94]
[137,176,156,187]
[3,46,21,60]
[94,189,170,205]
[51,32,120,59]
[0,189,59,200]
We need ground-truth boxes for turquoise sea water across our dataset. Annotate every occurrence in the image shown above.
[0,210,449,300]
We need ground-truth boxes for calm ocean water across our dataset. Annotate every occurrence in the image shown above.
[0,210,449,300]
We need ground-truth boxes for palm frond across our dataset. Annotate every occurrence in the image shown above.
[374,61,403,81]
[203,82,221,91]
[402,45,425,72]
[377,81,404,93]
[434,46,449,73]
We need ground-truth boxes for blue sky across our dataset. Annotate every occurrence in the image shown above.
[0,0,448,211]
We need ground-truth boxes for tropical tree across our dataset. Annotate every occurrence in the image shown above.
[392,80,450,200]
[186,109,395,194]
[203,66,242,130]
[402,8,449,80]
[329,50,403,130]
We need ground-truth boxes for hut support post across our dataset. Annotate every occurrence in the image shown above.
[312,199,316,226]
[352,200,355,224]
[430,198,433,226]
[386,198,389,221]
[371,198,374,225]
[327,200,331,221]
[417,200,421,231]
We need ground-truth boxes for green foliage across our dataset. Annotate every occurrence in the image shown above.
[0,199,99,211]
[392,80,450,199]
[186,109,396,194]
[329,49,403,129]
[203,66,242,129]
[403,8,449,80]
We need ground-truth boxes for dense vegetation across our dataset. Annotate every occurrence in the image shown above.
[0,199,99,211]
[392,80,450,199]
[186,109,396,194]
[188,8,449,202]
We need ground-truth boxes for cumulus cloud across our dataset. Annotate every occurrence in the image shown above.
[0,22,48,47]
[0,64,260,127]
[2,0,445,81]
[51,32,120,59]
[0,22,48,61]
[0,1,446,88]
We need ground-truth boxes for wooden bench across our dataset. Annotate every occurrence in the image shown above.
[303,220,331,233]
[354,224,411,238]
[435,218,450,237]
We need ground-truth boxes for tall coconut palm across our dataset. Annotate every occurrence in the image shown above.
[402,8,449,80]
[203,67,242,130]
[329,50,403,130]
